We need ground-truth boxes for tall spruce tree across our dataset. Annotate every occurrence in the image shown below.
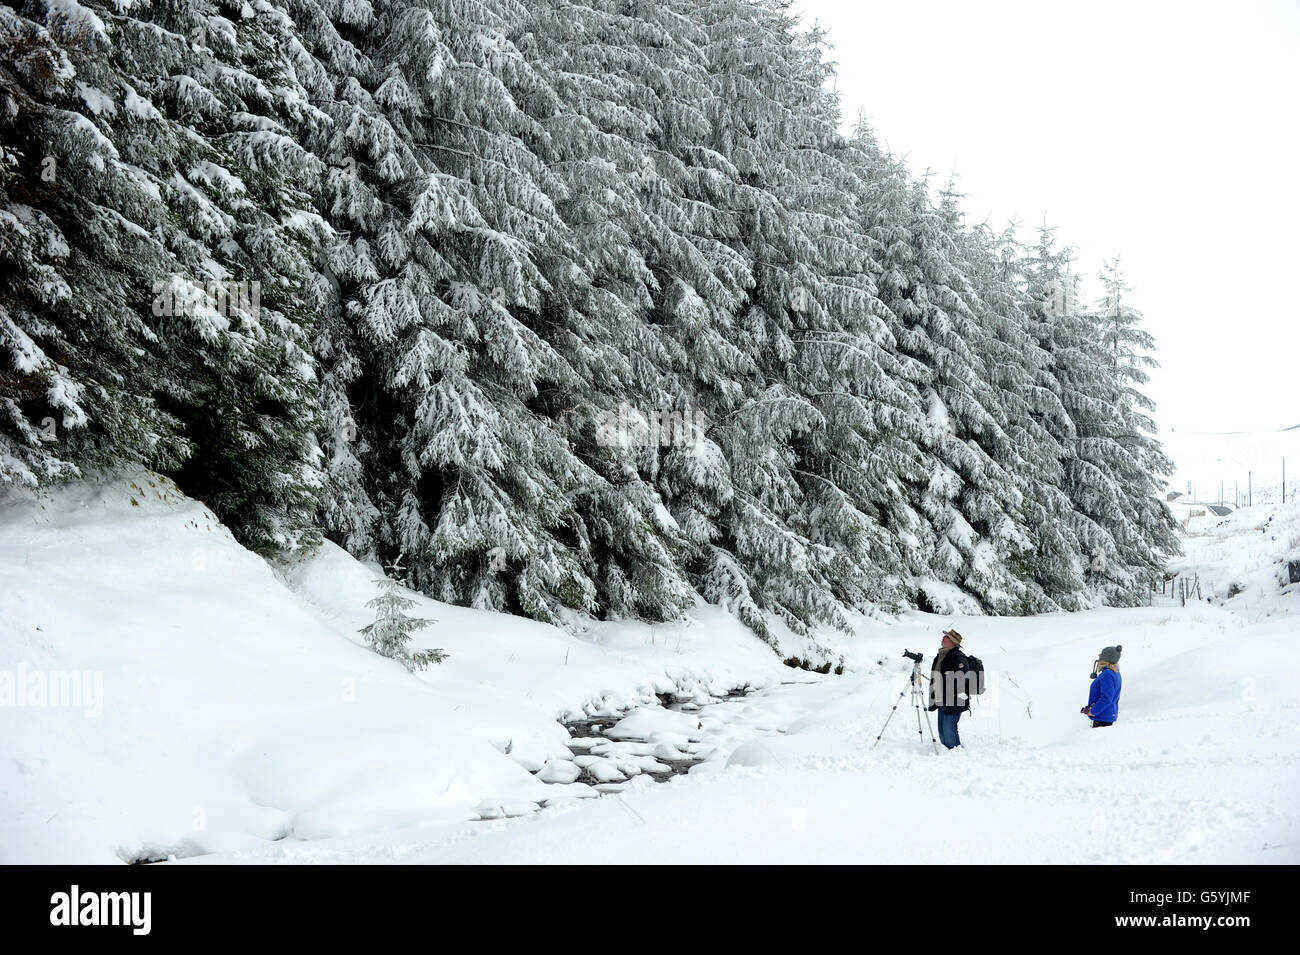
[1025,229,1176,603]
[0,0,326,550]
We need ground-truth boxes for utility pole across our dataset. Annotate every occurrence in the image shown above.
[1248,471,1252,508]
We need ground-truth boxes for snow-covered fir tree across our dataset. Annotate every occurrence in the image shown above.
[360,557,446,671]
[0,0,326,551]
[1024,229,1176,602]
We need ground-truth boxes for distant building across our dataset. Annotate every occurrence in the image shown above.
[1166,491,1185,502]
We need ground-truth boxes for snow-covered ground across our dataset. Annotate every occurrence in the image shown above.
[1167,500,1300,621]
[2,474,1297,864]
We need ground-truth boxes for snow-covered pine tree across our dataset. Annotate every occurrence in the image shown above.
[360,557,446,671]
[662,0,880,641]
[709,28,930,621]
[509,0,703,623]
[500,0,779,638]
[925,179,1064,612]
[1,0,189,486]
[854,148,1029,613]
[284,0,391,563]
[837,125,944,598]
[304,0,607,623]
[150,0,331,551]
[1025,229,1177,603]
[1096,257,1162,399]
[975,222,1089,608]
[567,0,776,639]
[787,136,928,617]
[0,0,327,552]
[1090,256,1179,586]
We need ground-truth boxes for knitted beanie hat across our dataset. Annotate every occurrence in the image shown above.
[1099,645,1122,664]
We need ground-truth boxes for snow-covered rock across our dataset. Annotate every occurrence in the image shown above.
[606,706,702,743]
[585,760,627,784]
[536,760,582,785]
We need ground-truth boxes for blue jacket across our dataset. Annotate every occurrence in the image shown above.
[1088,666,1121,723]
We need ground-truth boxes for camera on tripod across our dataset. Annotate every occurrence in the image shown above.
[874,648,938,752]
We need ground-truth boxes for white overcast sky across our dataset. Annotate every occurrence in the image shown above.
[793,0,1300,444]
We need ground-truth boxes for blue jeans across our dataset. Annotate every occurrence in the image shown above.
[937,707,962,749]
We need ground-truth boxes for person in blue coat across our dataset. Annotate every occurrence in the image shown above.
[1082,645,1122,727]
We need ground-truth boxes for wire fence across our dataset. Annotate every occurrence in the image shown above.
[1176,472,1290,510]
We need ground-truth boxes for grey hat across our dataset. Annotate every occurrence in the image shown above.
[1098,645,1122,664]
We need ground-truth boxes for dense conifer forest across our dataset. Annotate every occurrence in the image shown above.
[0,0,1177,647]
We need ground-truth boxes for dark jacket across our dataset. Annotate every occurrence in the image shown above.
[929,647,971,712]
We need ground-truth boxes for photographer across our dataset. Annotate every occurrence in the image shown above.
[928,628,971,749]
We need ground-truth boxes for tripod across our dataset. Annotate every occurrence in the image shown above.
[873,655,939,753]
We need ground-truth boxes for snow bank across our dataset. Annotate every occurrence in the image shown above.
[4,473,1296,865]
[0,472,788,863]
[1169,500,1300,621]
[337,608,1299,865]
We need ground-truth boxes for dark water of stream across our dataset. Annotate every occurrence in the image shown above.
[556,686,756,788]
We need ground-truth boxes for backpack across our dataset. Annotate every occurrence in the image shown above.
[964,655,986,695]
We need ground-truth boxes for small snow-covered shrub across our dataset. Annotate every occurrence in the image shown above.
[360,576,446,672]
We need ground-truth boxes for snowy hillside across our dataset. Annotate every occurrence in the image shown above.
[2,475,1296,864]
[0,473,798,864]
[1168,501,1300,622]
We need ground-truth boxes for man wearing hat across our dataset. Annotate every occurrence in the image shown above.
[1082,645,1123,727]
[928,628,971,749]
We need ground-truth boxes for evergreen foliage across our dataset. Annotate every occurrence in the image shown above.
[360,557,446,671]
[1,0,1179,646]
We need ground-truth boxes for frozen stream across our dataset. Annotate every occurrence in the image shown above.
[473,681,815,818]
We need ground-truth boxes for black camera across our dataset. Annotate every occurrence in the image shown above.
[902,649,924,664]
